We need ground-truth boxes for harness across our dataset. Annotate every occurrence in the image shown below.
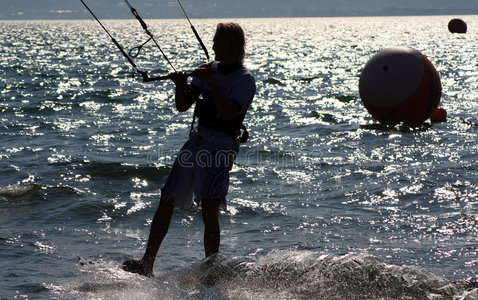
[190,97,249,144]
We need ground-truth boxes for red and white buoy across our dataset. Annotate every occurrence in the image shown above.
[359,46,442,125]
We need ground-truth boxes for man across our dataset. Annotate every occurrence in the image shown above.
[122,22,256,277]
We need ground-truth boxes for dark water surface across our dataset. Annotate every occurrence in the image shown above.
[1,16,477,299]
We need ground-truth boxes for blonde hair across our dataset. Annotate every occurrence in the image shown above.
[215,22,246,64]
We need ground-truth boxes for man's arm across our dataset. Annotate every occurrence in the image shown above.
[170,72,200,112]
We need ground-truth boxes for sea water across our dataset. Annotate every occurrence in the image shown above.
[1,16,477,299]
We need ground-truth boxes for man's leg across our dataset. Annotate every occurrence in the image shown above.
[201,199,220,257]
[142,200,174,267]
[123,199,174,276]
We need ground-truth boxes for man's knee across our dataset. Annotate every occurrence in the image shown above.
[201,198,220,211]
[158,198,175,210]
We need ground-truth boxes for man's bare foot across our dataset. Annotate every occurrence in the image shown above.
[122,258,153,277]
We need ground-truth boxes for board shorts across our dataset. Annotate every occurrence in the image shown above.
[160,125,237,210]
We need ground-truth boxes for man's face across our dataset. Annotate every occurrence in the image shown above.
[212,34,233,63]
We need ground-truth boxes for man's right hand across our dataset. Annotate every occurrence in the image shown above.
[169,71,189,87]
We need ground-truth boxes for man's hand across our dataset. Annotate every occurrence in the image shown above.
[169,71,189,87]
[192,64,215,83]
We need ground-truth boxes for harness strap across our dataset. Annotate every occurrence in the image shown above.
[189,106,249,143]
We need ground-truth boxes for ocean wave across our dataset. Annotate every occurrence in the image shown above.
[262,76,325,86]
[0,183,86,223]
[263,78,286,86]
[0,183,43,200]
[311,110,342,124]
[334,95,356,103]
[0,183,85,207]
[186,251,461,300]
[81,161,170,181]
[65,250,478,300]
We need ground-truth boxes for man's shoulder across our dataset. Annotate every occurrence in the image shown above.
[240,65,253,76]
[236,66,255,83]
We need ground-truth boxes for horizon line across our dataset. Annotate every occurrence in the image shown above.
[0,13,477,22]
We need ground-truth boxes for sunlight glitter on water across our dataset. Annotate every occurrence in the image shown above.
[1,16,478,299]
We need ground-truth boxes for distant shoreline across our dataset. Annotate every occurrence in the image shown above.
[1,14,477,22]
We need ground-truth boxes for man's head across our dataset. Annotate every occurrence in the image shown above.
[213,23,246,65]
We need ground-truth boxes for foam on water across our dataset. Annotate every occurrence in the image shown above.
[51,251,478,300]
[0,183,42,200]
